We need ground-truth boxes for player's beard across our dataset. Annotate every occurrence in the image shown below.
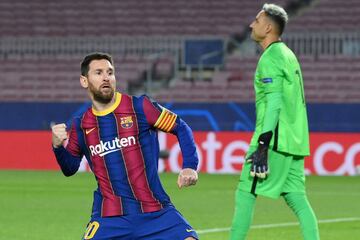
[88,81,115,104]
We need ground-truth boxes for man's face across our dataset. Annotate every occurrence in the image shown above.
[83,59,116,104]
[249,11,270,42]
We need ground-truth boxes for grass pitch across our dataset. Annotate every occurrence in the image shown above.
[0,171,359,240]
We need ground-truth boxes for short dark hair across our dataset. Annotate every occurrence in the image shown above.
[80,52,114,76]
[263,3,288,36]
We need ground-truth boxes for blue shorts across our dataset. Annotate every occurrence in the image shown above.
[82,206,198,240]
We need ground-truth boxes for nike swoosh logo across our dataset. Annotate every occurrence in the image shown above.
[186,229,195,233]
[85,127,96,135]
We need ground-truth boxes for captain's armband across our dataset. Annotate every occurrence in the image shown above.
[154,108,177,132]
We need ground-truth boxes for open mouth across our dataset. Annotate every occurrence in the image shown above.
[101,84,111,90]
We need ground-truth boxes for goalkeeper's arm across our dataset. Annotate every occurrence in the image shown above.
[248,91,281,178]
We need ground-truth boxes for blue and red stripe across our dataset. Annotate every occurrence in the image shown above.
[82,111,123,217]
[71,94,174,217]
[115,95,162,213]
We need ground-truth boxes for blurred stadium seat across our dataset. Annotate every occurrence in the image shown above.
[0,0,287,37]
[1,0,360,180]
[287,0,360,31]
[0,0,359,105]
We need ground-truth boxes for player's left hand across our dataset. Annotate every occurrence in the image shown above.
[177,168,198,188]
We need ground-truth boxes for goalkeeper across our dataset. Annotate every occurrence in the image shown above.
[230,3,320,240]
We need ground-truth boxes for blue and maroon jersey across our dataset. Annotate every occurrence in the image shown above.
[54,92,198,217]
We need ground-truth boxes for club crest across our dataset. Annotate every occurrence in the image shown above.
[120,116,133,129]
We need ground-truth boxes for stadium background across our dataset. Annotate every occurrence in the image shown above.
[0,0,360,239]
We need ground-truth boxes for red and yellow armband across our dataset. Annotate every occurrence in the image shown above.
[154,108,177,132]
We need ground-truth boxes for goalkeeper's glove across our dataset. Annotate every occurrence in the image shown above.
[246,131,273,179]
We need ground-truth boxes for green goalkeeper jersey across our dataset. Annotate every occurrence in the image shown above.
[249,41,310,156]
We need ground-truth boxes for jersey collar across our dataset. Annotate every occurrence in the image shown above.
[92,92,122,116]
[265,40,282,51]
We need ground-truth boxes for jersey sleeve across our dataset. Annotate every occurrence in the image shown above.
[258,55,283,137]
[53,120,82,176]
[66,121,82,157]
[142,96,198,170]
[262,91,281,133]
[142,96,178,133]
[258,57,284,94]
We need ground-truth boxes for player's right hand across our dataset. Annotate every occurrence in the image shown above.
[246,131,272,179]
[246,143,269,179]
[51,123,68,148]
[177,168,198,188]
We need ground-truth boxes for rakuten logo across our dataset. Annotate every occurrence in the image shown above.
[89,136,136,157]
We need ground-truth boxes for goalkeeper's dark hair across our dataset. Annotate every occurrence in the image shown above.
[262,3,288,36]
[81,52,114,76]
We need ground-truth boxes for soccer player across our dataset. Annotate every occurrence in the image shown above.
[229,4,319,240]
[51,52,199,240]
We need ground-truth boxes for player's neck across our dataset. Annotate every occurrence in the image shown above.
[91,94,117,112]
[260,35,281,50]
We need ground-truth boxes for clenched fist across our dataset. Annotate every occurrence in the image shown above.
[177,168,198,188]
[52,123,68,148]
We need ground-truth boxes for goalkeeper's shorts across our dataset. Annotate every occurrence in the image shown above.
[82,205,198,240]
[238,149,305,199]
